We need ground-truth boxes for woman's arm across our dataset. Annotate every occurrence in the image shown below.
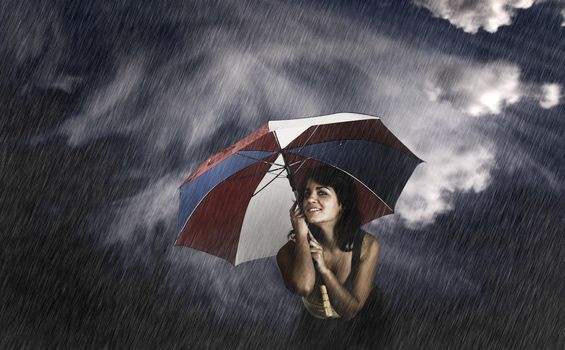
[311,235,380,320]
[277,235,316,296]
[276,203,316,296]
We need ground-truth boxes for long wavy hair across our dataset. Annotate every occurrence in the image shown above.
[298,165,361,251]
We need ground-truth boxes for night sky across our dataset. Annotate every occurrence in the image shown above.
[2,0,564,348]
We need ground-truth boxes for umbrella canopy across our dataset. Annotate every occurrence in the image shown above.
[177,113,422,265]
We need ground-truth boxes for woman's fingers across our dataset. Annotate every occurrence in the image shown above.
[290,202,304,217]
[310,243,323,260]
[309,240,321,249]
[308,231,320,244]
[310,248,324,269]
[310,248,322,258]
[290,202,308,236]
[309,242,322,252]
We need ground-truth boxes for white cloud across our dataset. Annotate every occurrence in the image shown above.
[109,174,181,243]
[48,75,83,93]
[425,62,522,116]
[395,147,494,226]
[539,83,561,109]
[425,62,561,116]
[414,0,538,33]
[60,58,146,145]
[59,50,321,152]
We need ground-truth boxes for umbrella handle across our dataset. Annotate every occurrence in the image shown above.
[319,284,333,317]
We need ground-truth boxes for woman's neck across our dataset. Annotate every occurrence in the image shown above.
[314,224,338,250]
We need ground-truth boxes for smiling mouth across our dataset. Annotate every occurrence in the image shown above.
[307,208,321,213]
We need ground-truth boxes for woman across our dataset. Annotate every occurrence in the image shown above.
[276,166,380,321]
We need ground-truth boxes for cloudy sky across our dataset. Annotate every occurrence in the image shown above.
[2,0,564,348]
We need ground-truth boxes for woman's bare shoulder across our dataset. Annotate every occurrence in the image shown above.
[277,239,295,257]
[361,232,380,260]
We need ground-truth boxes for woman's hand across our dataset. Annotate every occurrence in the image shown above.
[308,231,328,273]
[289,202,309,238]
[278,202,316,296]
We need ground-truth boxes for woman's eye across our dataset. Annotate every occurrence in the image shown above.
[318,191,328,196]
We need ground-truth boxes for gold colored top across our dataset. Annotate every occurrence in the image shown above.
[302,284,340,319]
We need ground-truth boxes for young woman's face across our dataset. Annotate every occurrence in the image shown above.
[302,179,342,226]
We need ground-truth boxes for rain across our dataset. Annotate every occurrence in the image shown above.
[2,0,564,348]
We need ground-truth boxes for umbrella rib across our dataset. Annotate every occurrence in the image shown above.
[289,140,346,173]
[295,125,319,154]
[226,165,286,183]
[252,168,287,197]
[267,166,287,173]
[234,152,285,167]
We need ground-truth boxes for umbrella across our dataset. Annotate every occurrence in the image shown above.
[176,112,422,265]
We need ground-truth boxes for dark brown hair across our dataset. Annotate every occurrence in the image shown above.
[298,165,361,251]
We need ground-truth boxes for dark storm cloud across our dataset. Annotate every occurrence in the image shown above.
[477,102,565,191]
[3,0,565,348]
[51,0,520,241]
[282,56,370,102]
[34,2,560,312]
[0,1,82,93]
[381,168,565,348]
